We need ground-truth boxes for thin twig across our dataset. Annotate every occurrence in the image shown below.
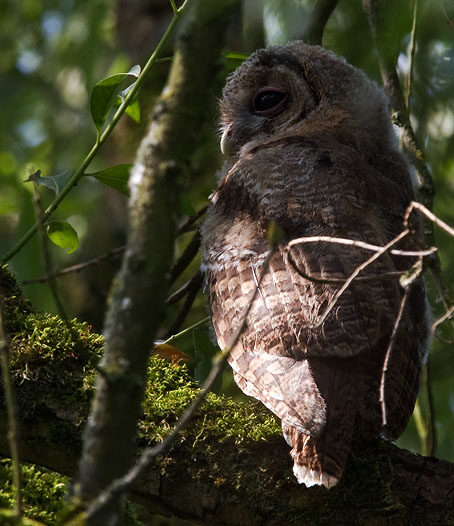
[85,251,273,519]
[309,229,410,329]
[22,246,125,285]
[287,248,404,285]
[165,272,203,338]
[431,304,454,333]
[0,306,22,518]
[166,270,203,304]
[159,316,211,347]
[405,201,454,238]
[287,233,436,258]
[379,287,411,427]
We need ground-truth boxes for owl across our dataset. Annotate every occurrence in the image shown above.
[201,41,430,488]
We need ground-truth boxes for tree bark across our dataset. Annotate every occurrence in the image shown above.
[72,1,239,524]
[0,288,452,526]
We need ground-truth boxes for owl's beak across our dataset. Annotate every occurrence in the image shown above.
[220,125,234,157]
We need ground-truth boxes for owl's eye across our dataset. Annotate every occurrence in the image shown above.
[252,88,288,115]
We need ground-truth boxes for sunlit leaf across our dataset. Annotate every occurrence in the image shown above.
[152,342,191,364]
[25,169,72,195]
[225,50,249,70]
[90,65,141,132]
[85,164,132,196]
[46,221,79,254]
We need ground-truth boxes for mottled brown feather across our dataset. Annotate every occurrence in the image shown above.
[202,41,430,488]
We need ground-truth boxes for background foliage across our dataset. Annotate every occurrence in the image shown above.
[0,0,453,482]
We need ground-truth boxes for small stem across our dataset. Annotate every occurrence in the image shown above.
[169,0,178,14]
[0,307,22,518]
[22,246,125,285]
[161,316,210,346]
[0,0,191,264]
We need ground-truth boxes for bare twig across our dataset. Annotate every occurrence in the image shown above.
[287,248,404,285]
[379,287,411,427]
[159,315,211,347]
[432,304,454,333]
[405,201,454,238]
[0,306,22,518]
[286,230,436,286]
[85,251,273,519]
[22,246,125,285]
[309,229,410,329]
[287,234,436,258]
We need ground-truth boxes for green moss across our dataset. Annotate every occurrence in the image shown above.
[0,265,33,335]
[6,313,103,421]
[141,357,281,445]
[0,458,67,525]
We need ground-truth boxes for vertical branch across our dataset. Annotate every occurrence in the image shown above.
[72,1,240,525]
[362,0,434,220]
[0,305,22,518]
[363,1,440,454]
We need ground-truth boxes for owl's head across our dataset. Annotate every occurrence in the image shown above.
[220,41,395,159]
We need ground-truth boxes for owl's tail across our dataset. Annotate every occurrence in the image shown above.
[282,424,347,489]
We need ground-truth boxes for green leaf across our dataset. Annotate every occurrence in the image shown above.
[117,84,141,124]
[46,221,79,254]
[124,97,141,123]
[85,164,132,196]
[225,50,249,70]
[193,329,222,392]
[25,169,72,195]
[179,193,197,216]
[90,65,141,132]
[225,51,249,61]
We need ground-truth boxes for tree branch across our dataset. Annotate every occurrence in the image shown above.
[72,1,239,524]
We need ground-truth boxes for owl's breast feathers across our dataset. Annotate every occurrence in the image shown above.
[202,136,429,488]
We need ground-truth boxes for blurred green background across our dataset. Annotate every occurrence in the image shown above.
[0,0,453,463]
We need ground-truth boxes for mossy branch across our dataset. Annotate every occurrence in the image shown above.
[0,272,453,525]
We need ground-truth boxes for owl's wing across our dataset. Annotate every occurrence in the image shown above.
[205,136,415,360]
